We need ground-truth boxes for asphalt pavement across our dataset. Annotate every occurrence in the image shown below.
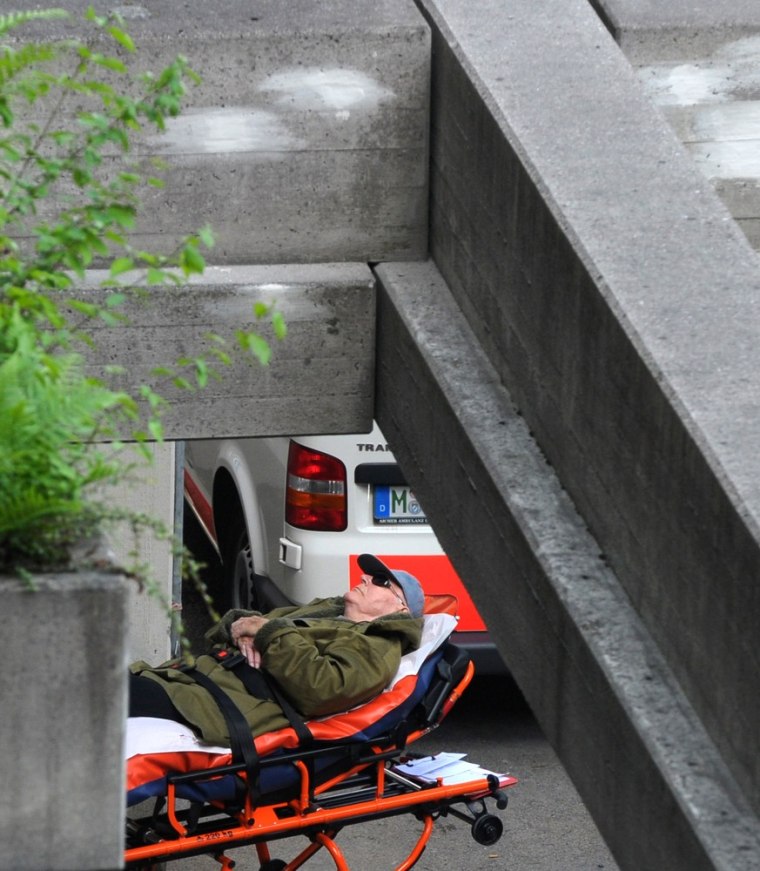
[157,674,619,870]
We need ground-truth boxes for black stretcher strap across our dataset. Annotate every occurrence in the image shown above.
[261,671,314,750]
[212,648,314,750]
[222,654,316,802]
[180,666,260,800]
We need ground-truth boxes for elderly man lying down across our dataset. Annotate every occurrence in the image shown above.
[128,554,425,746]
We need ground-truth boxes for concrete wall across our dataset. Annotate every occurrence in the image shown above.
[76,264,376,440]
[10,0,430,265]
[106,442,177,665]
[414,0,760,817]
[589,0,760,56]
[372,0,760,868]
[376,259,760,871]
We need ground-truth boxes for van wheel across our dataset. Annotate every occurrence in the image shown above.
[222,521,261,611]
[232,541,257,610]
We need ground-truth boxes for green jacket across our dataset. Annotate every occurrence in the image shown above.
[130,597,423,746]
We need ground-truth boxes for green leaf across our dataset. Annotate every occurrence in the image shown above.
[71,166,92,188]
[179,243,205,275]
[107,24,136,53]
[194,358,208,388]
[85,6,106,26]
[97,309,126,327]
[109,257,134,277]
[139,384,165,411]
[90,52,128,73]
[104,204,136,229]
[67,299,99,318]
[272,310,287,340]
[146,267,167,285]
[198,225,215,248]
[209,347,232,367]
[238,331,271,366]
[148,418,164,441]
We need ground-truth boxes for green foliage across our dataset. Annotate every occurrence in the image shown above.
[0,8,284,576]
[0,308,128,567]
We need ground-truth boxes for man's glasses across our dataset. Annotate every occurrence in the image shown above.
[369,575,407,610]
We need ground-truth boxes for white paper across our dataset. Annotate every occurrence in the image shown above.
[393,753,507,785]
[396,752,467,777]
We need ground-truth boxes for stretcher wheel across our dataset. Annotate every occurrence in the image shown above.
[259,860,287,871]
[471,813,503,845]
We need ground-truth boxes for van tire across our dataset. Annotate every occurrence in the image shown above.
[222,518,262,611]
[221,511,251,609]
[232,542,257,610]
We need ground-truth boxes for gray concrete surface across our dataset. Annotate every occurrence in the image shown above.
[590,0,760,57]
[10,0,430,265]
[166,678,620,871]
[76,264,375,440]
[413,0,760,851]
[596,1,760,251]
[376,259,760,871]
[0,572,129,870]
[6,1,760,868]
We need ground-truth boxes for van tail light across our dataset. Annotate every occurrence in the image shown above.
[286,441,347,531]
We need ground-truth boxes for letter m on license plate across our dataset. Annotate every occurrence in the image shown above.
[373,485,427,525]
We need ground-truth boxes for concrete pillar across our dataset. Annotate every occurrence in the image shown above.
[108,443,177,664]
[0,572,129,870]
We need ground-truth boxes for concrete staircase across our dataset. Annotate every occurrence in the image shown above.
[14,1,760,868]
[594,0,760,252]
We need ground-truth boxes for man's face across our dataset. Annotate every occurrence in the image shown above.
[344,574,409,621]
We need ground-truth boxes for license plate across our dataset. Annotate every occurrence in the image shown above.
[373,485,428,525]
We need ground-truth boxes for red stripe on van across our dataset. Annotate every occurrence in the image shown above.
[184,469,217,543]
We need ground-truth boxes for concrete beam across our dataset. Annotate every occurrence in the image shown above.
[75,264,375,440]
[416,0,760,828]
[10,0,430,264]
[375,259,760,871]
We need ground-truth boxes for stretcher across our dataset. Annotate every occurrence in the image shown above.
[125,598,517,870]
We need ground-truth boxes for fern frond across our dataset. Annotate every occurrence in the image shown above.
[0,488,83,537]
[0,489,101,570]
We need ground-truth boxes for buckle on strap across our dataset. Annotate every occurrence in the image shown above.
[211,649,247,670]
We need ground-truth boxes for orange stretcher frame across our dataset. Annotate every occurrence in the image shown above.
[124,599,518,870]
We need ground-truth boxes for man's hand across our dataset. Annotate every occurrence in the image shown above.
[230,615,269,668]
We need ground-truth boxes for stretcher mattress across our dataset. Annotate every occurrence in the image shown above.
[126,613,458,807]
